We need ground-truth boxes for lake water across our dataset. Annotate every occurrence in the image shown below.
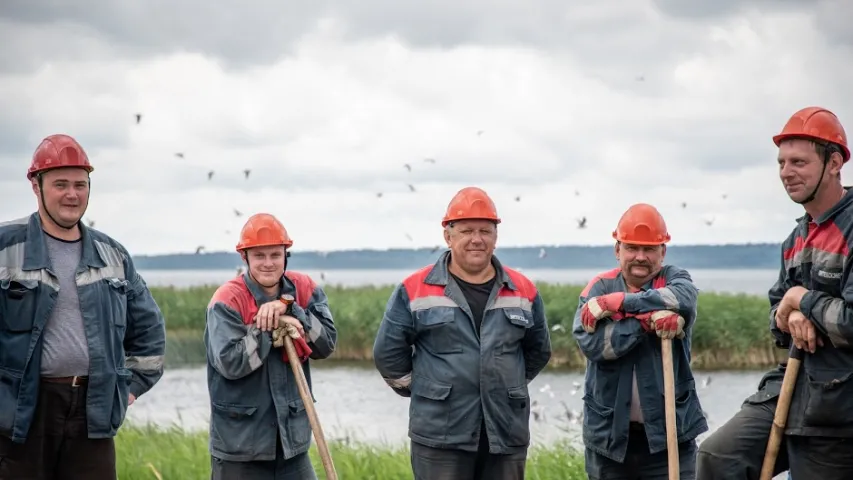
[131,268,787,477]
[138,267,780,297]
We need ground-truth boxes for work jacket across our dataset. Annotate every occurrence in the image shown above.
[0,213,166,443]
[204,271,337,462]
[770,187,853,437]
[572,265,708,463]
[373,251,552,455]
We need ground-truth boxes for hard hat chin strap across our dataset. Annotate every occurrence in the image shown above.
[796,146,837,206]
[243,250,290,289]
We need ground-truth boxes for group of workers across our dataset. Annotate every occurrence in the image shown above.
[0,105,849,480]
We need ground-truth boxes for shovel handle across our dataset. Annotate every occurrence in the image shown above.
[759,345,804,480]
[661,338,679,480]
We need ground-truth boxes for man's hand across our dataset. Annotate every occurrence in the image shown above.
[255,300,289,332]
[775,286,809,326]
[581,292,626,333]
[649,311,685,340]
[128,394,136,406]
[788,310,824,353]
[277,314,305,338]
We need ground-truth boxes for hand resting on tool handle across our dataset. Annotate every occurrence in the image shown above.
[632,310,686,340]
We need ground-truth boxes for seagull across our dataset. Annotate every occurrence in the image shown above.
[208,171,214,180]
[577,217,588,229]
[195,246,205,254]
[243,169,251,179]
[135,113,142,124]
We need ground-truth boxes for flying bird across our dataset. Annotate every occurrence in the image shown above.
[405,233,413,242]
[234,209,242,217]
[704,217,715,226]
[423,158,436,164]
[175,153,184,159]
[577,217,588,229]
[574,189,580,196]
[207,171,214,180]
[404,164,412,172]
[408,184,416,192]
[243,169,251,179]
[195,246,205,254]
[514,196,521,202]
[538,248,547,259]
[376,192,383,198]
[86,219,95,228]
[477,130,484,136]
[135,113,142,124]
[681,202,687,209]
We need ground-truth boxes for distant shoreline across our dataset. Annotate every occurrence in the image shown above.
[133,243,783,270]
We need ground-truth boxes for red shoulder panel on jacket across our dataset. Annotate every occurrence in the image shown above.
[208,277,258,325]
[580,267,621,297]
[401,265,445,300]
[502,267,538,301]
[285,271,317,309]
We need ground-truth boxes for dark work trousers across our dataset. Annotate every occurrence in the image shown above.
[696,395,789,480]
[585,422,698,480]
[410,420,527,480]
[0,377,117,480]
[210,434,318,480]
[787,435,853,480]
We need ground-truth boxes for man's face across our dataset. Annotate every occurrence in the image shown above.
[443,219,497,272]
[246,245,286,287]
[778,139,841,204]
[616,242,665,286]
[33,167,90,228]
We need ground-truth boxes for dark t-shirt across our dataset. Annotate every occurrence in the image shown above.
[450,272,496,334]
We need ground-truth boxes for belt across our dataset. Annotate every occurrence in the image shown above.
[41,376,88,387]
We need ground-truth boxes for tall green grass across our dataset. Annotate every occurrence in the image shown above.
[153,282,786,370]
[116,424,586,479]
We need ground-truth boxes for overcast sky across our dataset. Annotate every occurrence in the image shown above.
[1,0,852,255]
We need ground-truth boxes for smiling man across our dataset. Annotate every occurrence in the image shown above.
[373,186,552,480]
[572,203,707,480]
[204,213,337,480]
[698,107,853,480]
[0,134,166,479]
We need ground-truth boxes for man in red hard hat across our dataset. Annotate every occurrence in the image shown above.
[698,107,853,479]
[573,203,707,479]
[373,186,552,480]
[205,213,338,479]
[0,134,167,478]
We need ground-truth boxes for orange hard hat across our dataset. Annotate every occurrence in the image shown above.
[441,186,501,227]
[235,213,293,252]
[612,203,671,246]
[773,106,850,162]
[27,134,94,180]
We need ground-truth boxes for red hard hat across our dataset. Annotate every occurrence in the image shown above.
[236,213,294,252]
[27,134,94,180]
[773,107,850,162]
[612,203,671,246]
[441,187,501,227]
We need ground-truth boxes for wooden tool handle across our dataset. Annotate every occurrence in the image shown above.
[661,339,680,480]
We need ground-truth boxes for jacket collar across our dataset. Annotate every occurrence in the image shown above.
[23,212,107,272]
[424,250,516,291]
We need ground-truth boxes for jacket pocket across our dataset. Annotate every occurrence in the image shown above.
[415,309,462,354]
[210,402,259,456]
[286,398,312,449]
[103,278,129,330]
[0,279,38,332]
[491,385,531,447]
[670,380,705,437]
[582,393,614,447]
[110,368,133,431]
[803,369,853,427]
[410,375,453,441]
[500,307,533,351]
[0,368,23,432]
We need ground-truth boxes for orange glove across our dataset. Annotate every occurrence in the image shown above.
[581,292,626,333]
[632,312,655,332]
[649,311,685,340]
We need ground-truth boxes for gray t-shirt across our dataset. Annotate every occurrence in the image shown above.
[41,233,89,377]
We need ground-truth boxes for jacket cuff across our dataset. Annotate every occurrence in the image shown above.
[799,290,821,319]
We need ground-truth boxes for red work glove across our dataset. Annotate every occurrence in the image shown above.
[272,324,313,363]
[649,311,686,340]
[581,292,626,333]
[632,312,654,332]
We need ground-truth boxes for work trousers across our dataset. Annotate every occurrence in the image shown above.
[0,378,117,480]
[210,435,318,480]
[696,392,788,480]
[409,420,527,480]
[786,435,853,480]
[585,423,697,480]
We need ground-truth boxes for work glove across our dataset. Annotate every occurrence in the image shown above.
[272,324,312,363]
[581,292,626,333]
[649,311,685,340]
[632,312,655,333]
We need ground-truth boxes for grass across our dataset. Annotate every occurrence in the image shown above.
[116,424,587,479]
[153,282,788,371]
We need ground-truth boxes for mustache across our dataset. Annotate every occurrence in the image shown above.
[629,262,651,267]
